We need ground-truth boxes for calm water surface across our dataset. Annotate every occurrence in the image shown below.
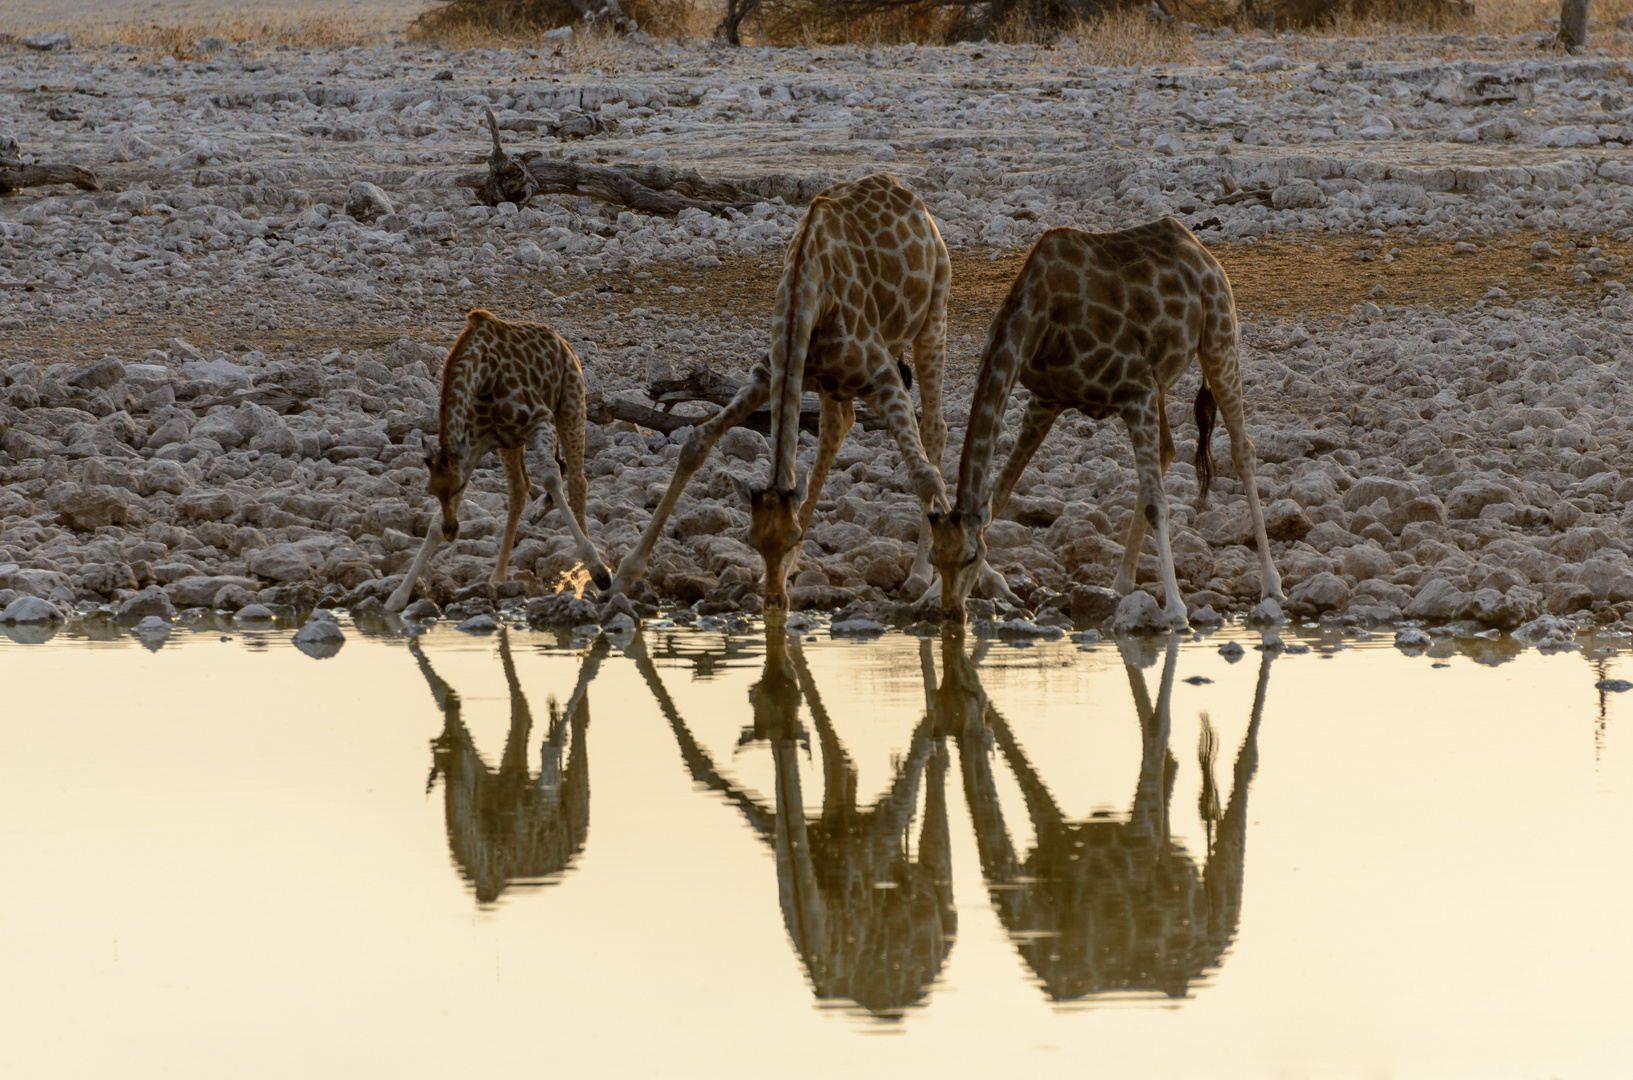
[2,614,1630,1079]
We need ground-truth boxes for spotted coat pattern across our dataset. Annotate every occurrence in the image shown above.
[386,309,610,613]
[930,219,1284,625]
[608,172,955,612]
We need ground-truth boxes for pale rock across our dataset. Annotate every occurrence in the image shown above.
[1107,590,1168,633]
[1403,577,1467,620]
[118,586,176,621]
[2,596,62,623]
[292,617,346,657]
[55,484,131,530]
[345,182,395,222]
[719,427,769,463]
[1286,571,1350,614]
[1339,544,1393,581]
[1244,596,1285,625]
[1263,498,1312,542]
[1394,628,1431,651]
[138,460,192,496]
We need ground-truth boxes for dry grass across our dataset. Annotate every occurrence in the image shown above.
[3,11,402,54]
[1058,7,1198,64]
[4,0,1623,58]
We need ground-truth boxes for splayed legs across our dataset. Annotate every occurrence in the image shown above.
[605,365,773,596]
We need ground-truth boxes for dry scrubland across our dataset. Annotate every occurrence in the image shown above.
[5,4,1633,654]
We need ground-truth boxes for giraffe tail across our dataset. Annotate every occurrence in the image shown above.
[1193,383,1216,503]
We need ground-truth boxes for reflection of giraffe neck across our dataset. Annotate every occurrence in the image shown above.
[637,628,956,1016]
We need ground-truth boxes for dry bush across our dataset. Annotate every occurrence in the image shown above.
[1059,6,1197,63]
[1237,0,1475,30]
[758,0,959,44]
[412,0,701,39]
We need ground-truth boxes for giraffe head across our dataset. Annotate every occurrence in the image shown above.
[424,438,470,541]
[732,471,809,613]
[927,504,989,624]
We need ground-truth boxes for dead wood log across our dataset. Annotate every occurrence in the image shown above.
[523,158,755,216]
[0,160,100,196]
[186,387,305,415]
[479,107,539,208]
[587,367,887,437]
[460,121,762,216]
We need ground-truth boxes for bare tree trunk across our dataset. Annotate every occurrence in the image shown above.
[1560,0,1591,50]
[718,0,758,44]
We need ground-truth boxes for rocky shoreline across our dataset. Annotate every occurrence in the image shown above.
[6,29,1633,653]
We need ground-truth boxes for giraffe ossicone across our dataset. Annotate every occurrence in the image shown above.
[385,309,611,614]
[604,172,955,612]
[929,218,1285,627]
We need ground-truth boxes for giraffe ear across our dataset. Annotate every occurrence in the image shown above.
[792,468,809,508]
[728,472,754,504]
[972,502,992,529]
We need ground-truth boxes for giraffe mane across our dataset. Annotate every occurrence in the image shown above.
[438,310,493,448]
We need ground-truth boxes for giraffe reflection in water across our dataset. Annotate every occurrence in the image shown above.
[941,631,1271,1002]
[629,626,956,1019]
[411,630,609,905]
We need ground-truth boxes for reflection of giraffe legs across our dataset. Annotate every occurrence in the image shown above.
[635,625,955,1015]
[411,630,609,904]
[941,628,1274,1001]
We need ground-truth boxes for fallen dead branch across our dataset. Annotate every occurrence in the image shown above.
[0,157,100,196]
[588,367,888,435]
[461,115,768,216]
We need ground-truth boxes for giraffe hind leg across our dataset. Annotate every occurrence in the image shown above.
[1196,321,1284,602]
[531,421,611,591]
[1123,397,1188,628]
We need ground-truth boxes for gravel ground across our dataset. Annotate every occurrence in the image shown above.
[5,27,1633,650]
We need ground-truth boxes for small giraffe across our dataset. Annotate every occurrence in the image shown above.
[606,173,1005,611]
[929,220,1284,626]
[386,309,611,613]
[411,630,609,904]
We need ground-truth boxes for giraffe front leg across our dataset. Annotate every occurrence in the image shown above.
[387,512,448,612]
[530,422,612,591]
[1112,504,1148,596]
[868,372,949,600]
[787,395,854,585]
[1125,400,1188,628]
[974,398,1062,607]
[491,447,529,585]
[605,365,772,596]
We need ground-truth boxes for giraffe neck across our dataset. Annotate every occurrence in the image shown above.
[954,317,1026,516]
[768,204,827,492]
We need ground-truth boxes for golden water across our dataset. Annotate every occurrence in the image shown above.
[2,617,1629,1078]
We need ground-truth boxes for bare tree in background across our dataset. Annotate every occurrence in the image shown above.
[1560,0,1590,49]
[718,0,759,43]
